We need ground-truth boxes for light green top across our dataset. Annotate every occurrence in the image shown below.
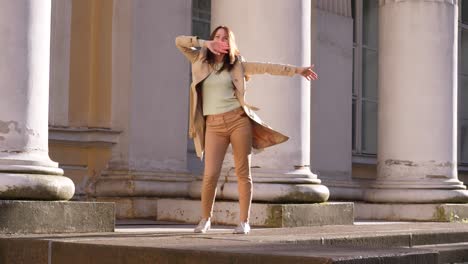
[202,65,241,116]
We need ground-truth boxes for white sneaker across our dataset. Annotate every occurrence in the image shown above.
[194,218,211,233]
[233,221,250,234]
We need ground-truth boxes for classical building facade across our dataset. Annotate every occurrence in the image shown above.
[1,0,467,221]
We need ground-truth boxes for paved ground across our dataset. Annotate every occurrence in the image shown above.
[114,219,426,233]
[1,221,468,263]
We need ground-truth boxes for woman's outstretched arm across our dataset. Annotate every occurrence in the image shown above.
[242,60,318,80]
[297,65,318,81]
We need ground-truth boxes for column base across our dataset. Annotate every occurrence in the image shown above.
[94,170,193,198]
[362,188,468,203]
[0,153,64,175]
[156,198,353,227]
[250,167,322,183]
[189,166,330,203]
[0,200,114,234]
[189,181,330,203]
[326,179,468,203]
[0,174,75,200]
[355,202,468,222]
[95,197,159,219]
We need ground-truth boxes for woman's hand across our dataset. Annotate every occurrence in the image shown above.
[298,65,318,81]
[206,40,230,55]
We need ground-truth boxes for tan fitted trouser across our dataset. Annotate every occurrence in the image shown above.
[202,107,253,222]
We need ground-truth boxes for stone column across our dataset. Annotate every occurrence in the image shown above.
[367,0,468,202]
[0,0,74,200]
[203,0,329,202]
[95,0,193,202]
[309,1,355,200]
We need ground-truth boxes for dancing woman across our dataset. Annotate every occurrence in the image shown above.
[175,25,317,234]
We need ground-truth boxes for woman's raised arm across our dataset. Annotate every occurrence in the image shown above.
[175,35,204,64]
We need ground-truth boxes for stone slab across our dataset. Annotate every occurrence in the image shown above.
[48,241,438,264]
[2,222,468,263]
[4,222,468,264]
[0,237,49,264]
[0,200,115,234]
[435,243,468,264]
[355,203,468,222]
[157,199,354,227]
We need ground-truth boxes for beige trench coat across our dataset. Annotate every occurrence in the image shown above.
[176,35,300,159]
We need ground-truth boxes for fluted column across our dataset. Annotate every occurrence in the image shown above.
[199,0,329,202]
[0,0,74,200]
[366,0,468,202]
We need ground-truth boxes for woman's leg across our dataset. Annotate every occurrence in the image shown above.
[201,127,230,219]
[229,116,253,222]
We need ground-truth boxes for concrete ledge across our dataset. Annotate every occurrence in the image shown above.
[0,200,115,234]
[355,203,468,222]
[157,199,354,227]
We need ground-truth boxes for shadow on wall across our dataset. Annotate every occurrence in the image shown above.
[461,125,468,187]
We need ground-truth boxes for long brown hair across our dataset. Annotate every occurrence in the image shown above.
[205,25,240,73]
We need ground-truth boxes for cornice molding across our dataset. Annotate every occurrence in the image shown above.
[49,126,121,147]
[379,0,458,6]
[316,0,352,17]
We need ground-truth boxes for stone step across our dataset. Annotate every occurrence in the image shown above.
[420,242,468,264]
[1,223,468,263]
[0,200,115,234]
[157,199,354,227]
[192,223,468,248]
[14,240,443,264]
[355,202,468,222]
[96,197,355,227]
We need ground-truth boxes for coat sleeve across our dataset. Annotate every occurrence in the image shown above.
[241,59,300,77]
[175,35,205,64]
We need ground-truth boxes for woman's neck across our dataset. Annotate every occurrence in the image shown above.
[215,54,225,63]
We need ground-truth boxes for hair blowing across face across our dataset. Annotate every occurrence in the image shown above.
[205,25,240,72]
